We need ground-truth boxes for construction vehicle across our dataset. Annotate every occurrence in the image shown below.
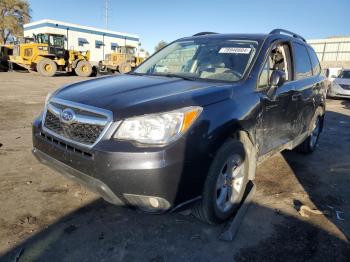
[99,45,145,74]
[0,44,13,71]
[9,33,92,77]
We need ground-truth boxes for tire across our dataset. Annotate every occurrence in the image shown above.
[295,114,322,154]
[118,63,132,74]
[192,140,249,224]
[36,58,57,77]
[75,60,92,77]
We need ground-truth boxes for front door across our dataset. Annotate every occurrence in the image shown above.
[256,42,298,156]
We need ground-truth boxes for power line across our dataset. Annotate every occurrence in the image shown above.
[104,0,109,30]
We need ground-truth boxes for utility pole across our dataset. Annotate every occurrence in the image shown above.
[104,0,109,30]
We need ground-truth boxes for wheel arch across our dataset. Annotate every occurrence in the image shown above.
[235,130,258,181]
[217,128,258,181]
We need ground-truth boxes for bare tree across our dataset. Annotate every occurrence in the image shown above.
[154,40,168,52]
[0,0,30,44]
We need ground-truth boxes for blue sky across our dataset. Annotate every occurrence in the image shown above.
[29,0,350,52]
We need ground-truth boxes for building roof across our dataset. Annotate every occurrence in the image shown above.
[24,19,139,41]
[307,36,350,44]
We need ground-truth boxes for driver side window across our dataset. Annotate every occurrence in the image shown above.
[258,43,292,89]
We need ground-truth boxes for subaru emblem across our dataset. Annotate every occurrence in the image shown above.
[60,108,75,124]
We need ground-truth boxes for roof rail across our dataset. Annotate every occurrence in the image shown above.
[192,32,218,37]
[269,29,306,42]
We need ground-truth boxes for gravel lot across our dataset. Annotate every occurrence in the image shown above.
[0,72,349,261]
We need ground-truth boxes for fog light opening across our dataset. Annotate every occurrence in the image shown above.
[123,194,171,213]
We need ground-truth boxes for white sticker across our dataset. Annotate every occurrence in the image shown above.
[219,47,251,54]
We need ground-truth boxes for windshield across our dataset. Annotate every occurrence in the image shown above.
[338,70,350,79]
[36,34,49,44]
[49,35,64,48]
[134,39,258,82]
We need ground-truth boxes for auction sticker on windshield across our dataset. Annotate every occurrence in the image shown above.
[219,47,252,54]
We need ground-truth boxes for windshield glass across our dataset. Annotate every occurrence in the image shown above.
[135,38,258,82]
[338,70,350,79]
[37,34,48,44]
[49,35,64,48]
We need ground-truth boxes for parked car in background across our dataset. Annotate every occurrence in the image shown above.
[327,69,350,98]
[32,29,327,224]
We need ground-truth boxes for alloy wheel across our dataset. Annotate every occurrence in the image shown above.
[215,156,245,212]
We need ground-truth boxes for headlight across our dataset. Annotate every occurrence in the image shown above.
[114,106,202,145]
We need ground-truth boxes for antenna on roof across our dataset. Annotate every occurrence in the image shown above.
[104,0,109,30]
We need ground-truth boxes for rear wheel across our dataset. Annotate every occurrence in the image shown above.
[192,140,249,224]
[295,115,322,154]
[75,60,92,77]
[36,58,57,77]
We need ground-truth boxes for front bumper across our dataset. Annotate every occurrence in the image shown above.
[32,117,204,212]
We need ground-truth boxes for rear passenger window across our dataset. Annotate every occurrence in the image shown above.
[292,42,312,80]
[308,47,321,75]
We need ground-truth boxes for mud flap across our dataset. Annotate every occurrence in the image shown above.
[219,180,256,242]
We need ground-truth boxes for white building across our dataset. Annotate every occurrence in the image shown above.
[24,19,140,64]
[308,36,350,68]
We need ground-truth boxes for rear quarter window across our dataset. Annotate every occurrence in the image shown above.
[292,42,312,80]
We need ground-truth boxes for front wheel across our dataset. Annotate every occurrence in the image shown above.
[118,63,132,74]
[36,58,57,77]
[192,140,249,224]
[75,60,92,77]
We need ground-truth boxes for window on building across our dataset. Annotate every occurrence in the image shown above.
[292,42,313,80]
[307,47,321,75]
[111,43,118,51]
[78,38,89,47]
[95,40,104,49]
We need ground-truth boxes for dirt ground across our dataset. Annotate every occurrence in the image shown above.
[0,72,349,262]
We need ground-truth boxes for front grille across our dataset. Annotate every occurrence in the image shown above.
[40,132,93,158]
[43,99,112,146]
[339,84,350,90]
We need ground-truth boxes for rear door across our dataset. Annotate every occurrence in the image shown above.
[290,42,320,137]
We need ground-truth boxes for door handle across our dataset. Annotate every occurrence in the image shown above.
[292,93,301,101]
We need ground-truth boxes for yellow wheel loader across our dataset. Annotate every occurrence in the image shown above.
[9,33,92,77]
[99,46,144,74]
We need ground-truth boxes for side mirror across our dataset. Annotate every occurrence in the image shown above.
[270,70,286,87]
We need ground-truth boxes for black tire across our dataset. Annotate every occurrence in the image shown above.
[192,140,249,224]
[295,114,322,154]
[75,60,92,77]
[118,63,132,74]
[36,58,57,77]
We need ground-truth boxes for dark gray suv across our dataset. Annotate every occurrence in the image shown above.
[33,29,327,224]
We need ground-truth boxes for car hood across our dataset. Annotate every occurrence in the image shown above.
[54,74,233,119]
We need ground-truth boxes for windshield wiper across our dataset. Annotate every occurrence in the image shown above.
[151,73,196,81]
[126,72,147,76]
[128,72,196,81]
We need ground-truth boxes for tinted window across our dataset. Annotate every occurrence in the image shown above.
[338,70,350,79]
[292,42,312,80]
[307,47,321,75]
